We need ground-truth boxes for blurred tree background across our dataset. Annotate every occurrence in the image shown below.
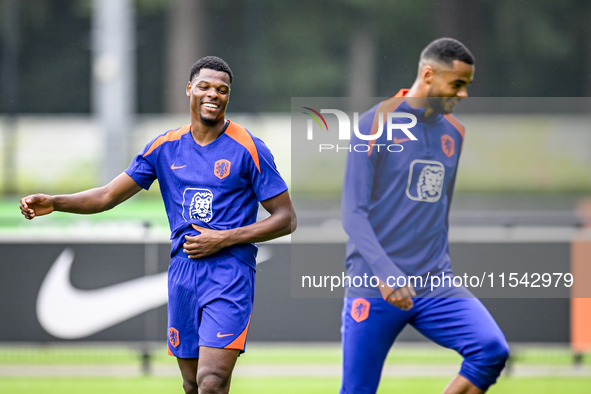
[1,0,590,115]
[1,0,591,197]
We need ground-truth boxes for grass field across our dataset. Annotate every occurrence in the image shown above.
[2,376,591,394]
[0,344,589,393]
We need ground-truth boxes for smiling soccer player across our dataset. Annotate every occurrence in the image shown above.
[20,56,297,394]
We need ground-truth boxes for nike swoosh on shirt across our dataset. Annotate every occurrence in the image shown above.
[217,332,234,338]
[392,137,411,144]
[171,164,187,169]
[36,247,273,339]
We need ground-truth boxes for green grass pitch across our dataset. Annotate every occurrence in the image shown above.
[1,376,591,393]
[0,344,590,393]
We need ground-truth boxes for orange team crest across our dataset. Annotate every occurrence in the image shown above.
[351,298,370,323]
[169,327,180,348]
[441,134,455,158]
[214,159,231,179]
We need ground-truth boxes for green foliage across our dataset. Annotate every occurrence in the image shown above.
[1,0,590,114]
[135,0,170,13]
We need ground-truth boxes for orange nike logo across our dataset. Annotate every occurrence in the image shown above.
[171,164,186,170]
[217,332,234,338]
[393,137,411,144]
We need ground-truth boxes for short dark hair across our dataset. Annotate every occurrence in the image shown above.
[189,56,233,84]
[420,38,475,66]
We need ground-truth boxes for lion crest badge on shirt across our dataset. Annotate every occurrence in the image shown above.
[441,134,455,158]
[214,159,231,180]
[405,160,445,203]
[182,188,214,223]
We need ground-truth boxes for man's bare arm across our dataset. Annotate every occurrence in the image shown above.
[182,190,296,259]
[20,172,143,220]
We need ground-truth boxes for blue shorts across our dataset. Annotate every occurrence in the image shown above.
[340,292,509,393]
[166,250,255,358]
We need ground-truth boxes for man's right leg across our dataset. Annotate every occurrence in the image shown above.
[168,256,201,392]
[340,298,412,394]
[177,357,199,393]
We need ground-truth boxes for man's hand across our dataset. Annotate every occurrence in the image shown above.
[385,284,416,311]
[19,173,142,219]
[20,194,55,220]
[182,191,296,259]
[183,224,229,259]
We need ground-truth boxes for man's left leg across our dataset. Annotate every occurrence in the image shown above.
[169,252,255,393]
[196,347,240,394]
[196,255,255,393]
[410,296,510,393]
[176,348,239,394]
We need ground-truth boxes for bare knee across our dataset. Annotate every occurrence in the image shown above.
[182,378,198,394]
[197,370,231,394]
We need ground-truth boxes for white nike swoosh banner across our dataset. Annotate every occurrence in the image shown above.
[36,247,273,339]
[36,248,168,339]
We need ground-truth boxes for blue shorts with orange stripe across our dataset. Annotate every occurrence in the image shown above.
[166,250,255,358]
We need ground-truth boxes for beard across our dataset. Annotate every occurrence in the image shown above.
[426,97,451,114]
[199,112,218,125]
[426,84,460,114]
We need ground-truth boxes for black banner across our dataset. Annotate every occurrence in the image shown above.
[0,241,570,343]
